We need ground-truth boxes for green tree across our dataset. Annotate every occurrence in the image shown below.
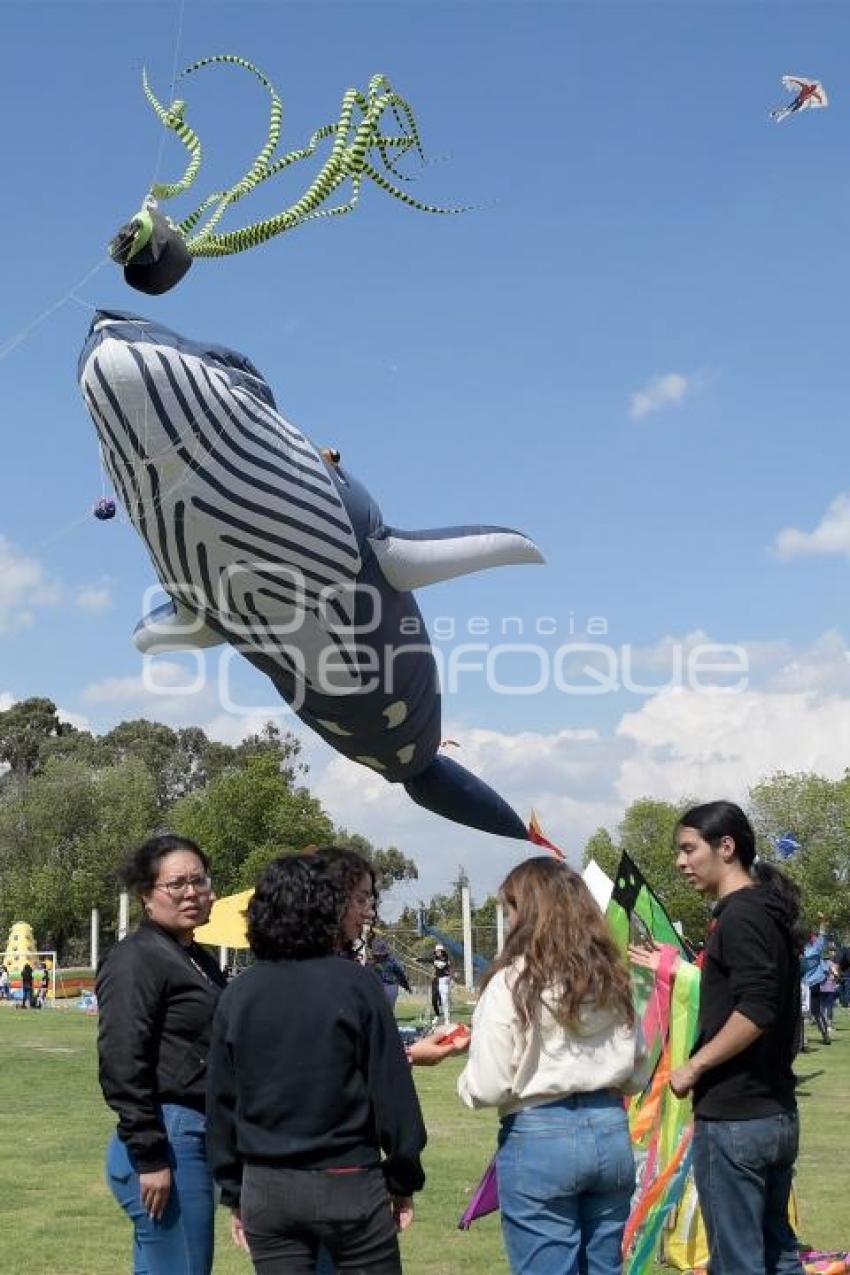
[0,756,158,961]
[0,697,65,780]
[582,826,618,877]
[333,828,418,894]
[169,752,333,893]
[748,770,850,933]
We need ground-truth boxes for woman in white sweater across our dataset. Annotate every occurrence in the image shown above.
[458,858,647,1275]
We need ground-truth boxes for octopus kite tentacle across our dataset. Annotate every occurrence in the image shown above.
[143,73,202,201]
[110,55,469,292]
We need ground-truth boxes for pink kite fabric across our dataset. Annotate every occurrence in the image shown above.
[458,1157,499,1229]
[801,1252,850,1275]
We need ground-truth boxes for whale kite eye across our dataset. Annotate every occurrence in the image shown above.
[321,447,341,465]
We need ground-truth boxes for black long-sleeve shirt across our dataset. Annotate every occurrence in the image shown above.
[206,955,427,1207]
[692,884,799,1120]
[96,921,226,1171]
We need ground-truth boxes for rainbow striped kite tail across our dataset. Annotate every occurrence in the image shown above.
[528,810,566,859]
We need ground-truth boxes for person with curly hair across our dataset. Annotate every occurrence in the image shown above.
[458,857,649,1275]
[96,834,225,1275]
[205,850,427,1274]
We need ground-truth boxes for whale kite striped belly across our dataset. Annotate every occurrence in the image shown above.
[78,310,545,840]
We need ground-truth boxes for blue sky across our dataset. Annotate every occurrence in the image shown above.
[3,1,850,910]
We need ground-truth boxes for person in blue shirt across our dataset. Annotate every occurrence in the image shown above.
[801,923,831,1045]
[369,938,412,1009]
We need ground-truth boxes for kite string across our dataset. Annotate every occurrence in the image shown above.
[149,0,188,196]
[0,256,109,365]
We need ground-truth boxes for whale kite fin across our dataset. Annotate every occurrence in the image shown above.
[403,754,529,840]
[369,525,544,592]
[133,599,225,654]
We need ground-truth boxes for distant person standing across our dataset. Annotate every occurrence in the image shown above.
[369,938,411,1010]
[431,945,452,1024]
[802,922,831,1045]
[20,961,34,1009]
[0,963,10,1000]
[672,802,805,1275]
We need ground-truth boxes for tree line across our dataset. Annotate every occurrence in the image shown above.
[3,698,848,963]
[0,698,417,963]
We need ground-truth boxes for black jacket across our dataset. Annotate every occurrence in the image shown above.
[96,921,226,1172]
[692,884,799,1120]
[206,955,427,1208]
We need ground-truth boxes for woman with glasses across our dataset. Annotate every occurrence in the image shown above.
[96,834,226,1275]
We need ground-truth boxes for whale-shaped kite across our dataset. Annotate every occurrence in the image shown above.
[78,311,544,840]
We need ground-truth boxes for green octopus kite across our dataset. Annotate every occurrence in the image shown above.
[109,55,464,295]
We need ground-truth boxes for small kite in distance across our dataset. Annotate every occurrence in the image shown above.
[770,76,828,123]
[773,832,802,859]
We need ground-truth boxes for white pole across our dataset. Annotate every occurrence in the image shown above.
[219,945,228,972]
[461,885,474,991]
[496,903,505,955]
[118,891,130,941]
[91,908,100,969]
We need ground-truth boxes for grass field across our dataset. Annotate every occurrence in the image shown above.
[0,1002,847,1274]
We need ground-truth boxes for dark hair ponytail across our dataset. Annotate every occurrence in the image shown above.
[678,800,756,867]
[679,801,804,952]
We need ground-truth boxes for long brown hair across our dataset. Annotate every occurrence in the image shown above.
[481,857,634,1030]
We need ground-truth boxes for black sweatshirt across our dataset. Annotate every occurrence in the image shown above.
[692,884,799,1120]
[206,955,427,1208]
[96,921,226,1171]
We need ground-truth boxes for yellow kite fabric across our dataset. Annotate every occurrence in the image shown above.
[194,889,253,949]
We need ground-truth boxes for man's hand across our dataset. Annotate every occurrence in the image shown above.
[230,1210,250,1251]
[391,1196,415,1231]
[408,1028,470,1066]
[669,1061,700,1099]
[139,1167,171,1220]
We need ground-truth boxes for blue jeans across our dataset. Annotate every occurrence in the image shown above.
[106,1104,214,1275]
[496,1092,635,1275]
[693,1113,803,1275]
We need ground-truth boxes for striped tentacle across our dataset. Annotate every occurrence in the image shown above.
[181,124,336,246]
[179,56,284,195]
[358,160,471,214]
[374,89,426,162]
[296,174,364,225]
[143,71,203,201]
[190,167,349,256]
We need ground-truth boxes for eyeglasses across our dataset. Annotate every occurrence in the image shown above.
[153,874,212,900]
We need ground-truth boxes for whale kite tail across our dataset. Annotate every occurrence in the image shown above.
[528,809,566,860]
[403,754,530,841]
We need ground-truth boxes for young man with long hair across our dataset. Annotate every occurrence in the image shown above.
[673,801,805,1275]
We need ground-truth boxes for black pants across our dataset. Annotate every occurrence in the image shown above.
[809,986,830,1042]
[241,1164,401,1274]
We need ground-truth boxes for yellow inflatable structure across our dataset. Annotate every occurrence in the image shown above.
[1,922,52,1001]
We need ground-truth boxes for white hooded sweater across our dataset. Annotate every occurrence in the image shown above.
[458,965,650,1118]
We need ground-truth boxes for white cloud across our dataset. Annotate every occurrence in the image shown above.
[81,662,202,704]
[616,685,850,806]
[75,582,113,615]
[628,372,693,421]
[773,493,850,560]
[0,535,61,634]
